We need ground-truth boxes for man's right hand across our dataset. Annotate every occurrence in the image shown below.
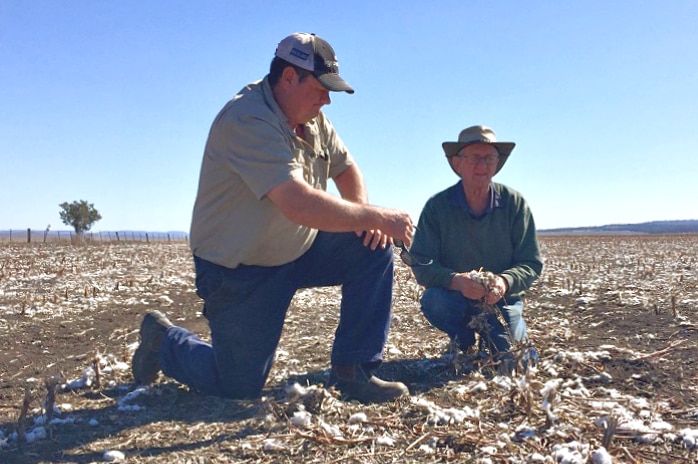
[377,208,414,247]
[450,273,488,301]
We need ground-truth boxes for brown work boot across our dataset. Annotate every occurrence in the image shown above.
[132,310,174,385]
[329,364,409,403]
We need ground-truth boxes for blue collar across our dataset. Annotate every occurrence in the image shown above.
[450,180,502,218]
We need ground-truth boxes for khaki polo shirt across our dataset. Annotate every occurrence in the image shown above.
[190,77,354,268]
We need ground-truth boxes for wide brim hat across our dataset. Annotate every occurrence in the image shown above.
[275,32,354,94]
[442,125,515,175]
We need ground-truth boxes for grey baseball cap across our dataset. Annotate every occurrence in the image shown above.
[275,32,354,94]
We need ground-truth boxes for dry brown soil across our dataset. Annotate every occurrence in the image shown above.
[0,235,696,463]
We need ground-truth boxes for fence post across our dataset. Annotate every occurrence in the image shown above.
[27,228,31,243]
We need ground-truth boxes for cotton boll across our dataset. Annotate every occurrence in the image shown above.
[618,419,651,436]
[103,450,126,462]
[452,384,468,395]
[111,361,130,372]
[491,375,514,390]
[291,410,312,428]
[589,372,613,383]
[463,405,479,420]
[348,412,367,424]
[376,435,395,447]
[62,376,87,391]
[542,363,559,377]
[528,452,547,463]
[387,345,402,355]
[551,441,590,464]
[591,447,612,464]
[541,378,562,396]
[649,420,673,432]
[263,438,285,451]
[157,295,173,306]
[628,397,650,409]
[418,443,434,454]
[439,408,465,424]
[541,399,557,423]
[80,366,96,387]
[58,403,73,412]
[470,381,488,393]
[319,419,343,438]
[25,426,47,443]
[119,387,149,405]
[680,428,698,450]
[285,382,307,399]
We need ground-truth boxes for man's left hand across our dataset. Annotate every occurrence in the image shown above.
[486,275,509,305]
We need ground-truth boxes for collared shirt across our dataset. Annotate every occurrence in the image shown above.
[452,180,500,219]
[190,77,354,268]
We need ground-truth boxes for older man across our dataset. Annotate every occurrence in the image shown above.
[132,33,413,403]
[409,125,543,371]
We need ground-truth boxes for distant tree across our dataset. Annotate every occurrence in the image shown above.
[59,200,102,236]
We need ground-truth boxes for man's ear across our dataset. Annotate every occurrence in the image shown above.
[280,66,297,87]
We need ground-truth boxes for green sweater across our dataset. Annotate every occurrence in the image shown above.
[410,181,543,300]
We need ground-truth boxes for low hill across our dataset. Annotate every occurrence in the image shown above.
[539,219,698,235]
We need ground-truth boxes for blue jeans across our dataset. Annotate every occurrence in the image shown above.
[159,231,394,399]
[420,287,527,354]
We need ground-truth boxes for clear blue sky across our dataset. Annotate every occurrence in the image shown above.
[2,1,696,232]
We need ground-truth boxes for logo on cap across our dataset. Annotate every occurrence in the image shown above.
[289,47,310,61]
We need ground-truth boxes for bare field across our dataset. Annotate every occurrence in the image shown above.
[1,235,697,463]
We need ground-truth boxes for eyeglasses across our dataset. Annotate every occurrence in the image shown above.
[455,154,500,166]
[393,239,433,267]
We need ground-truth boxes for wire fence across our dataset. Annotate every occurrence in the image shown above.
[0,229,189,244]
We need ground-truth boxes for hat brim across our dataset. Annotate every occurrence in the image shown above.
[316,73,354,94]
[442,141,515,175]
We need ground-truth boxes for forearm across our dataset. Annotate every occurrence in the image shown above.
[267,178,411,238]
[501,262,541,294]
[283,188,382,231]
[333,164,368,204]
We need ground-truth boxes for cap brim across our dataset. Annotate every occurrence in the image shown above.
[442,141,515,158]
[316,73,354,94]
